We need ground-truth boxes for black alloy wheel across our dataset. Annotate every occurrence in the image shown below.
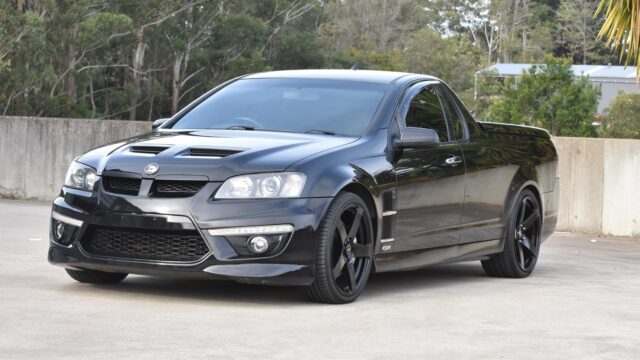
[482,189,541,278]
[513,195,541,272]
[305,192,374,304]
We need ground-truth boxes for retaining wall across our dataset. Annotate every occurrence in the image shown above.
[0,116,638,236]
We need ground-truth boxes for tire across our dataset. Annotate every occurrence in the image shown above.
[305,192,374,304]
[482,189,542,278]
[65,268,128,284]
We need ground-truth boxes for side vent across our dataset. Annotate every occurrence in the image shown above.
[187,148,241,158]
[130,145,170,155]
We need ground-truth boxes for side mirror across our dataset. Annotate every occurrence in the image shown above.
[152,118,170,130]
[394,127,440,148]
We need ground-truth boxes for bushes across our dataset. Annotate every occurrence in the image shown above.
[598,92,640,139]
[485,57,600,137]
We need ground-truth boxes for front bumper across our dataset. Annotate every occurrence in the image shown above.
[48,183,333,286]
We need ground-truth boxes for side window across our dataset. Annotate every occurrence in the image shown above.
[437,86,465,141]
[404,86,449,142]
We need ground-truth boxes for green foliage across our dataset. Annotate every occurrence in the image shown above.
[486,57,600,137]
[329,46,402,71]
[598,92,640,139]
[400,28,483,92]
[275,32,325,69]
[0,0,633,139]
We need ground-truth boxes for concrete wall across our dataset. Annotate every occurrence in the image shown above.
[553,137,640,237]
[0,116,151,200]
[0,117,638,236]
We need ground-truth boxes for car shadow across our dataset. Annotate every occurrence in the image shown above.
[62,262,492,305]
[364,262,488,298]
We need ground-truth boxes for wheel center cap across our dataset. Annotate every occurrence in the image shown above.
[345,244,352,254]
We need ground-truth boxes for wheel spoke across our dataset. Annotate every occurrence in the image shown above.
[517,242,526,269]
[346,261,357,291]
[521,235,537,259]
[332,255,347,278]
[347,207,363,239]
[518,199,528,224]
[522,211,539,229]
[352,243,372,258]
[336,221,348,243]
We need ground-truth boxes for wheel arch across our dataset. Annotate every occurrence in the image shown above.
[504,176,544,234]
[339,182,379,243]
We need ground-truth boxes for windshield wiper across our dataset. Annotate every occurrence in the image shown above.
[306,129,336,135]
[226,125,256,130]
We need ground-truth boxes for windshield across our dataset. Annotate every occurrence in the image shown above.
[169,78,389,136]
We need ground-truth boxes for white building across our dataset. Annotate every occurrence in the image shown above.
[478,64,640,113]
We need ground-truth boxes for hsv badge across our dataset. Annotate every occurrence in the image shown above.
[144,163,159,175]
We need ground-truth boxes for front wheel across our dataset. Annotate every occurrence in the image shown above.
[305,192,374,304]
[482,189,542,278]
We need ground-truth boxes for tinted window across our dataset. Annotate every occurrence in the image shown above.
[438,87,465,140]
[170,79,389,136]
[404,86,449,142]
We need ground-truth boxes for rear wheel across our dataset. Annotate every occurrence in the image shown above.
[65,268,128,284]
[482,189,541,278]
[305,192,374,304]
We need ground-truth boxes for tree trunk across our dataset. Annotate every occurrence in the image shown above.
[582,16,587,65]
[65,44,77,107]
[129,29,146,121]
[16,0,23,12]
[171,55,183,115]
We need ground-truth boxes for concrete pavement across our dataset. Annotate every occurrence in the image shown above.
[0,200,638,359]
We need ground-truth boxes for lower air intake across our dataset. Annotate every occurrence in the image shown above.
[82,227,209,262]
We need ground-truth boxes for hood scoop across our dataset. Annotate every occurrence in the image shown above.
[186,148,242,158]
[130,145,170,155]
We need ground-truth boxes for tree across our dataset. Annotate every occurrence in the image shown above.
[400,28,483,93]
[598,92,640,139]
[486,57,600,137]
[321,0,419,53]
[555,0,616,65]
[596,0,640,76]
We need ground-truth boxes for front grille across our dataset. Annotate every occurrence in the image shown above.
[153,181,206,197]
[82,227,209,262]
[103,177,141,195]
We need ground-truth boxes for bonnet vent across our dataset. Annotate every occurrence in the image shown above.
[187,148,241,158]
[130,145,170,155]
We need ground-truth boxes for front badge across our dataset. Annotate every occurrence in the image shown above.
[144,163,159,175]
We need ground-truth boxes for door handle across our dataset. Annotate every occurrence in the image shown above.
[444,155,463,166]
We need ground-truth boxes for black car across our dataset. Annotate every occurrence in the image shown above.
[49,70,559,304]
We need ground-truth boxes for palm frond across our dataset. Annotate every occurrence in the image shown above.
[596,0,640,78]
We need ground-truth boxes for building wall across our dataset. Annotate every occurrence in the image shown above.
[0,117,638,236]
[591,80,640,113]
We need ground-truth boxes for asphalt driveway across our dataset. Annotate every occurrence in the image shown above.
[0,200,638,359]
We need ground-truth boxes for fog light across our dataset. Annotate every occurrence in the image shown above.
[55,222,65,240]
[247,236,270,254]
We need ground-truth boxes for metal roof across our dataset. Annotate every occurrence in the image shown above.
[481,63,638,80]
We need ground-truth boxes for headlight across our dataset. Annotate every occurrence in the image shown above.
[215,173,306,199]
[64,161,98,191]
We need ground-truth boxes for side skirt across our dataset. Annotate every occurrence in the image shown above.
[373,239,504,273]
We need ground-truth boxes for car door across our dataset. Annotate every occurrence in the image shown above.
[439,84,510,244]
[393,83,466,252]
